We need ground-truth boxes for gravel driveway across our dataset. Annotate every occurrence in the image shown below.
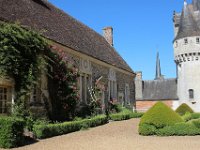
[6,119,200,150]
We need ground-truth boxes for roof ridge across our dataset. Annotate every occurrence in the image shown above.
[0,0,134,73]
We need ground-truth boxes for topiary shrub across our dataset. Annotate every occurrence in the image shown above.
[138,124,157,136]
[157,122,200,136]
[139,102,183,135]
[182,112,200,122]
[175,103,194,116]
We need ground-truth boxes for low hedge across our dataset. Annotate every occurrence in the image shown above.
[0,117,25,148]
[110,110,143,121]
[175,103,194,116]
[138,124,157,136]
[191,119,200,128]
[33,115,108,139]
[182,113,200,122]
[157,122,200,136]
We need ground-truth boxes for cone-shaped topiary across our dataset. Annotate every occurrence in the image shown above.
[175,103,194,116]
[139,102,183,129]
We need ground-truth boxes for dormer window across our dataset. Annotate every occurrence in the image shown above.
[196,38,200,44]
[184,38,188,45]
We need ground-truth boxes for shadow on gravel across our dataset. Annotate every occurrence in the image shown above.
[17,136,39,148]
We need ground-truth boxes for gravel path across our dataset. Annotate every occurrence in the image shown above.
[5,119,200,150]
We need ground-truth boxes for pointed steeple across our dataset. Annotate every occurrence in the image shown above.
[175,0,200,40]
[155,52,164,80]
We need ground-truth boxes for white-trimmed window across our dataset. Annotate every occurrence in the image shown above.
[108,68,117,100]
[79,59,92,104]
[0,86,12,114]
[125,84,130,105]
[79,74,92,104]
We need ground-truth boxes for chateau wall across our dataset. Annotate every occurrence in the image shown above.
[32,41,135,116]
[116,71,135,107]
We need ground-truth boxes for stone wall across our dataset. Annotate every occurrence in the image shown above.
[30,42,135,117]
[116,71,135,107]
[136,100,175,112]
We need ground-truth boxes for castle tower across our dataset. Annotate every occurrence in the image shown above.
[173,0,200,111]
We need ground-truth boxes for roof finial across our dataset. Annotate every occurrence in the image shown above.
[155,52,164,80]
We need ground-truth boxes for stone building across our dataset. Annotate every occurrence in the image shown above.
[0,0,135,116]
[135,53,178,112]
[136,0,200,112]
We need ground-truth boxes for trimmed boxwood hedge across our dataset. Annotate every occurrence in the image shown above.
[0,117,25,148]
[33,115,108,139]
[176,103,194,116]
[139,102,183,136]
[140,102,183,128]
[182,113,200,122]
[157,122,200,136]
[110,110,143,121]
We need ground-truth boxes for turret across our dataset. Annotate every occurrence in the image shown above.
[173,0,200,112]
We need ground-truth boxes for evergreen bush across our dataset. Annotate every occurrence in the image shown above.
[0,117,25,148]
[182,112,200,122]
[138,124,157,136]
[139,102,183,129]
[110,109,143,121]
[33,115,108,139]
[175,103,194,116]
[191,119,200,128]
[158,122,200,136]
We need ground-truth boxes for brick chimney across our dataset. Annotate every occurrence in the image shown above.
[103,27,113,46]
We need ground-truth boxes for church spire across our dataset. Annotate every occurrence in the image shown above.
[155,52,163,80]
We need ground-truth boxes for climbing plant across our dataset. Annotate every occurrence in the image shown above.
[0,22,79,121]
[0,22,46,107]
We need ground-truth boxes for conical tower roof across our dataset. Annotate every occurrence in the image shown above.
[174,1,200,41]
[192,0,200,11]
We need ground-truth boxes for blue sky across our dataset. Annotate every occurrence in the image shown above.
[48,0,191,80]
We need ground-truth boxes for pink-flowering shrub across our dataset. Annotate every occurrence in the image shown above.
[47,46,80,121]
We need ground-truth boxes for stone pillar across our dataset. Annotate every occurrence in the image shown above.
[135,72,143,100]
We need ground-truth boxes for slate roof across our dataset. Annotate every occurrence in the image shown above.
[175,0,200,40]
[140,78,178,100]
[0,0,133,73]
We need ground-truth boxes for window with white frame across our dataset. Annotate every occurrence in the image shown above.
[79,73,91,104]
[108,68,117,100]
[125,83,130,105]
[79,59,92,104]
[0,86,12,114]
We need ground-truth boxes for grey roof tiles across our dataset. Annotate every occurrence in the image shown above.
[0,0,133,73]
